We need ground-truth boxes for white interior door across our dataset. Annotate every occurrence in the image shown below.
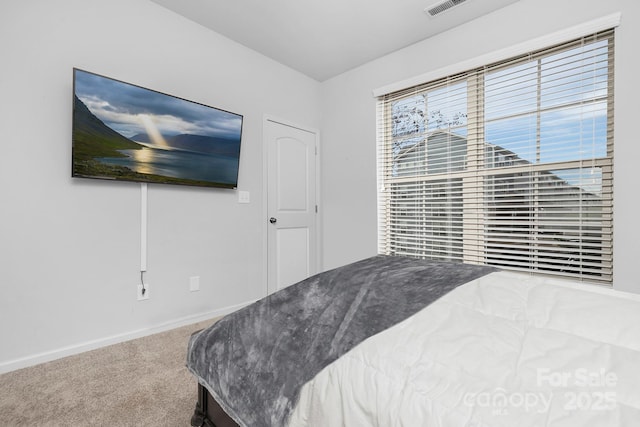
[266,118,318,293]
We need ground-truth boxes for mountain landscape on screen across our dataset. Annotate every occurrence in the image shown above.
[72,68,243,189]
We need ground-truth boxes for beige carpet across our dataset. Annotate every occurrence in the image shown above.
[0,319,217,426]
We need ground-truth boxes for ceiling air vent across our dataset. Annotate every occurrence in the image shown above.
[425,0,468,17]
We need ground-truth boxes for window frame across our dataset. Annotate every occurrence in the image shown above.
[377,29,614,285]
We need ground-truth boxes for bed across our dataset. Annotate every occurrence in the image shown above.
[186,255,640,427]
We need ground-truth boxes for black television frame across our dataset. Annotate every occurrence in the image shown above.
[72,68,243,189]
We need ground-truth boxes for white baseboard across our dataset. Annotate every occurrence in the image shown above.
[0,300,254,375]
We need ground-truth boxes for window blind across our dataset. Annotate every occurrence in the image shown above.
[377,29,614,285]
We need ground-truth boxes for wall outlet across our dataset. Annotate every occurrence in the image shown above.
[137,283,150,301]
[238,191,250,204]
[189,276,200,292]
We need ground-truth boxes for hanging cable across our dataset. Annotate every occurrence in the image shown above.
[140,271,146,295]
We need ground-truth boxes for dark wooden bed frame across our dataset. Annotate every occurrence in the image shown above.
[191,383,239,427]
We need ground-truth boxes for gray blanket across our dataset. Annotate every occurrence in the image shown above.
[186,255,497,427]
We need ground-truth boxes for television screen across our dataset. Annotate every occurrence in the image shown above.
[72,68,243,189]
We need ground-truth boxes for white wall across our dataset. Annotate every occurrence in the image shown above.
[0,0,321,371]
[320,0,640,293]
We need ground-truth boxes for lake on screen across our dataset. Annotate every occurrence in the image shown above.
[98,147,238,184]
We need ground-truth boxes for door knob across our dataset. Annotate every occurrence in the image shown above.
[269,217,277,224]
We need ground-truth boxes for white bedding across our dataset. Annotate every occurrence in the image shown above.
[288,271,640,426]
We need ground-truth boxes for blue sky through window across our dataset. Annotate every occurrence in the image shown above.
[390,39,609,193]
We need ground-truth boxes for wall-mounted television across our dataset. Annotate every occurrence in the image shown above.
[72,68,243,189]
